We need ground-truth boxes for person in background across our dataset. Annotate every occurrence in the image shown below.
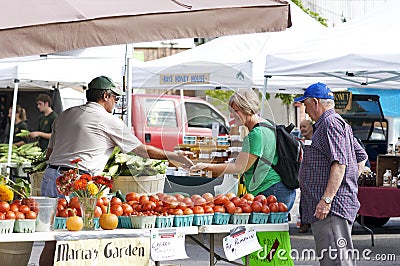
[298,119,313,233]
[295,82,367,266]
[39,75,194,265]
[29,94,57,152]
[190,90,296,212]
[4,105,28,147]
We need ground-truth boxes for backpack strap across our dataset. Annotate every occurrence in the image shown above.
[250,122,276,183]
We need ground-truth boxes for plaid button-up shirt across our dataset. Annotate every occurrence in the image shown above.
[299,109,368,224]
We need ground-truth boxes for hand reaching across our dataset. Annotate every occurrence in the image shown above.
[190,162,208,172]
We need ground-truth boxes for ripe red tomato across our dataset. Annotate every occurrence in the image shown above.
[214,195,229,205]
[110,197,123,206]
[242,193,255,202]
[230,197,242,207]
[15,211,25,220]
[267,195,278,204]
[110,205,123,216]
[268,202,279,212]
[0,201,10,213]
[192,206,204,214]
[0,212,5,220]
[142,201,156,212]
[149,195,160,203]
[278,202,288,212]
[122,203,134,215]
[251,201,263,213]
[5,211,16,220]
[174,194,185,202]
[240,203,252,213]
[9,204,19,213]
[58,198,68,208]
[225,192,236,200]
[96,197,104,207]
[177,202,188,211]
[173,209,184,215]
[261,204,270,214]
[202,192,214,203]
[183,208,194,215]
[101,197,109,207]
[224,201,236,214]
[203,205,214,214]
[254,195,267,204]
[234,207,243,214]
[139,195,149,205]
[126,192,140,202]
[25,210,37,219]
[193,197,207,207]
[19,204,30,214]
[213,205,225,213]
[58,209,69,218]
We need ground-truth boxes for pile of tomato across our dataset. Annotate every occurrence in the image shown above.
[82,192,288,217]
[56,196,109,218]
[0,199,38,220]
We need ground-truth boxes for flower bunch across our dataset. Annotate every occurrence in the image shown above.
[56,158,113,198]
[0,174,30,201]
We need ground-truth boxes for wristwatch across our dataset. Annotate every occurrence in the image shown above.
[321,196,332,204]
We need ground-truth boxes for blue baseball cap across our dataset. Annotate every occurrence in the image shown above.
[294,82,334,102]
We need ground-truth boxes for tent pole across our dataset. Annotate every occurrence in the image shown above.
[261,76,269,118]
[7,79,19,176]
[126,57,133,129]
[180,89,186,138]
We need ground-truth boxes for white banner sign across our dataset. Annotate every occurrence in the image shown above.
[54,237,150,266]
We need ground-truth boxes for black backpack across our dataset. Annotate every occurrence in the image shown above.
[253,120,303,189]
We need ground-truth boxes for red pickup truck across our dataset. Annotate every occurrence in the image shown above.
[129,94,229,151]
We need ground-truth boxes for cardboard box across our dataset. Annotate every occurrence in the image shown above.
[376,155,400,186]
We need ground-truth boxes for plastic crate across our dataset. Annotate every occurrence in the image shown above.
[0,219,14,234]
[193,214,214,226]
[54,217,100,229]
[212,212,231,225]
[130,215,156,229]
[155,215,175,228]
[54,217,67,229]
[269,212,288,223]
[173,214,194,227]
[249,212,270,224]
[14,219,36,233]
[230,213,250,224]
[118,216,133,229]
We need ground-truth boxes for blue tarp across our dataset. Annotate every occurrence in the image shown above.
[348,88,400,117]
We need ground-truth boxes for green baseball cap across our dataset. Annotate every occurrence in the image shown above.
[88,76,124,96]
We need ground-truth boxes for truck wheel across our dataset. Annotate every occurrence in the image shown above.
[355,215,390,228]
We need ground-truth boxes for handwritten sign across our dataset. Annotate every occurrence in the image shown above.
[54,237,150,266]
[223,227,262,261]
[159,73,210,85]
[150,228,188,261]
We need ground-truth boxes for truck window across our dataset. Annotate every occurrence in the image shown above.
[185,102,227,131]
[145,99,177,127]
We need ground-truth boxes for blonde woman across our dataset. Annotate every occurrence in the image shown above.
[191,90,296,211]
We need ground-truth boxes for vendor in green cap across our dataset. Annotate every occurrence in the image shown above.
[39,75,193,265]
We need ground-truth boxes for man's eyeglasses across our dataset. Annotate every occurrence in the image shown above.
[110,94,120,102]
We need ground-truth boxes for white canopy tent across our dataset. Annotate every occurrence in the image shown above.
[2,45,128,169]
[131,1,323,92]
[264,0,400,92]
[0,0,291,59]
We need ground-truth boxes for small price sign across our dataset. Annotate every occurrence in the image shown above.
[223,226,262,261]
[150,228,188,261]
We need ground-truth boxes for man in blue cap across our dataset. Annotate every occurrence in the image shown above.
[295,82,367,266]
